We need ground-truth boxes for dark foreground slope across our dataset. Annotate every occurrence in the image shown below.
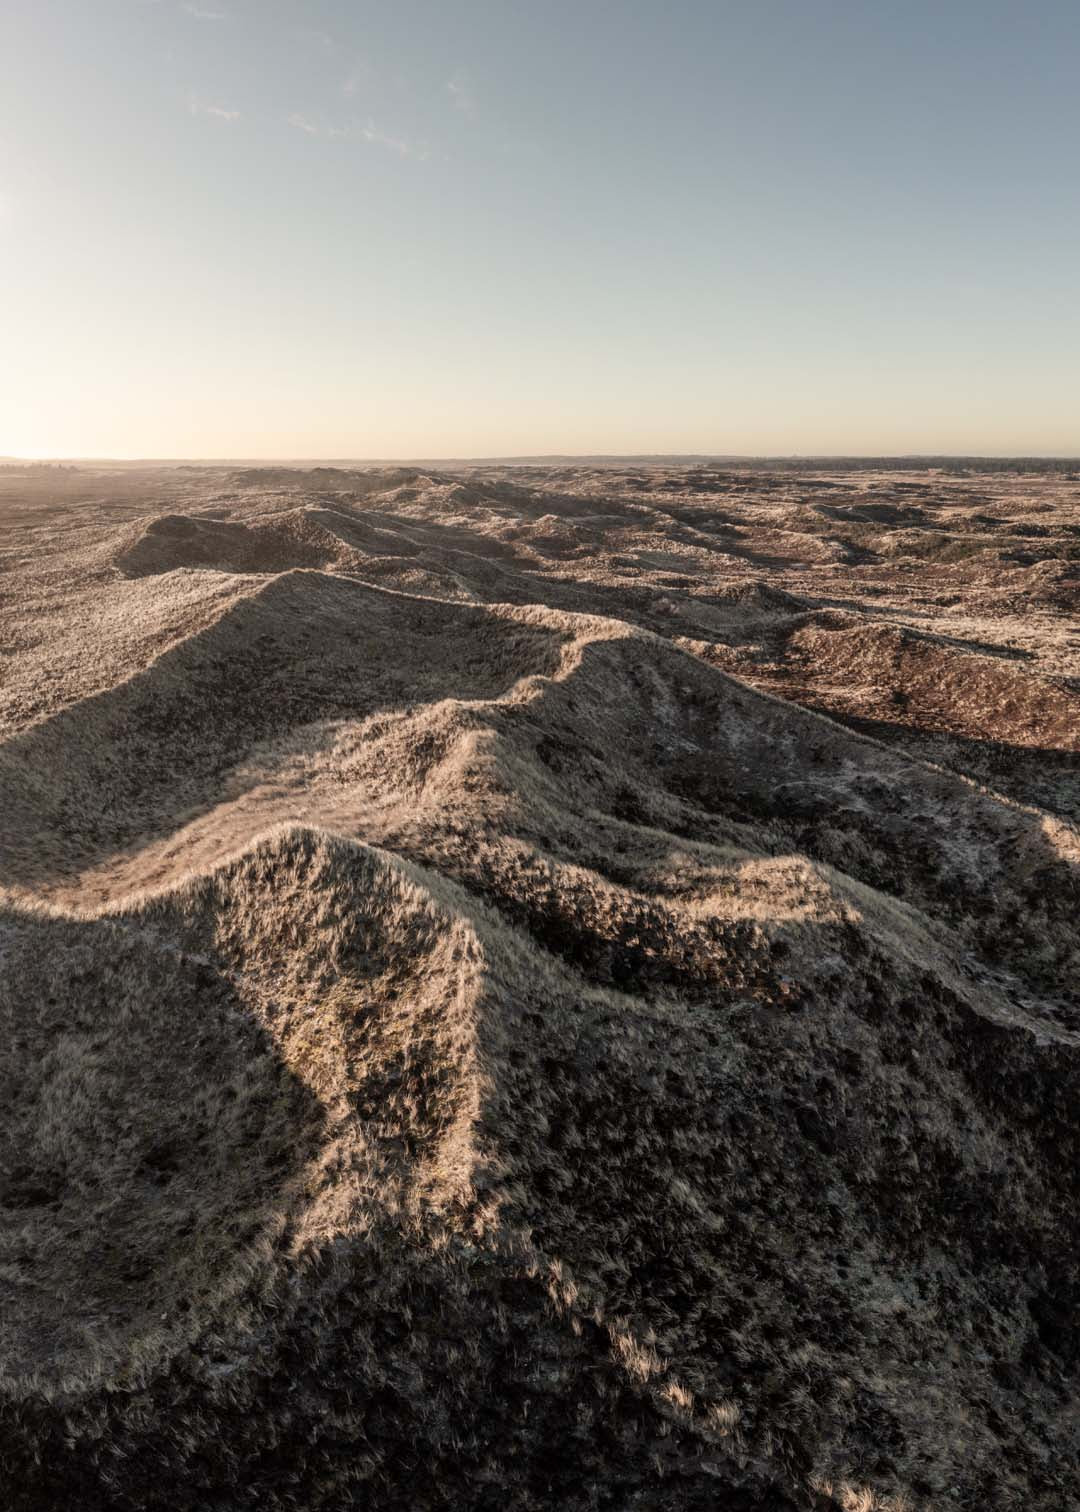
[2,464,1080,1511]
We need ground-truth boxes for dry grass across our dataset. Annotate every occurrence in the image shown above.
[2,462,1080,1509]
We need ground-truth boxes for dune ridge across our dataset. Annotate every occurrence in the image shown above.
[2,462,1080,1510]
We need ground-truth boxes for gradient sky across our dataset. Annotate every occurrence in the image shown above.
[2,1,1078,458]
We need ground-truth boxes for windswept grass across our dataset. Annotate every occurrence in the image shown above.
[2,463,1080,1509]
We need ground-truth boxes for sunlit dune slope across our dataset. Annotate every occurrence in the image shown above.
[2,462,1080,1511]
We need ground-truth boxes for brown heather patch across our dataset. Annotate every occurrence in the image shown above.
[1,463,1080,1509]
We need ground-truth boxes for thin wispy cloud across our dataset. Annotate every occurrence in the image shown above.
[446,74,475,116]
[359,123,429,160]
[286,114,428,160]
[286,113,348,139]
[189,95,240,122]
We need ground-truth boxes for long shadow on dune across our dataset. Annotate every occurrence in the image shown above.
[773,602,1041,662]
[10,820,1080,1510]
[324,503,814,627]
[326,499,996,647]
[790,703,1080,824]
[0,901,327,1392]
[0,571,568,889]
[474,629,1080,1000]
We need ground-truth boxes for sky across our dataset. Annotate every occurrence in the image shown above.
[1,0,1078,459]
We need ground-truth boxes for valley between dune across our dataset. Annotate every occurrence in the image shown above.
[2,460,1080,1511]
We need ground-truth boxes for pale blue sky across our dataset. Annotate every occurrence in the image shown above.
[2,1,1078,457]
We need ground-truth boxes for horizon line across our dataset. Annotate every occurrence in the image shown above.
[5,451,1080,467]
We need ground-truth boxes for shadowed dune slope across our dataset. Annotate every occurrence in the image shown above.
[2,463,1080,1511]
[113,510,345,577]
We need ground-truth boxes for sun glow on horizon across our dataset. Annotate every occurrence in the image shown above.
[3,1,1079,457]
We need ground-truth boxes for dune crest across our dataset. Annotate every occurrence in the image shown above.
[2,462,1080,1510]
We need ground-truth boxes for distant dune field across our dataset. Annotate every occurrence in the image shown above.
[2,462,1080,1511]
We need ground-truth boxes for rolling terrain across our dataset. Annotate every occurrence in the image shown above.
[2,461,1080,1511]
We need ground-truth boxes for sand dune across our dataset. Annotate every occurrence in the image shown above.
[2,462,1080,1510]
[113,510,344,577]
